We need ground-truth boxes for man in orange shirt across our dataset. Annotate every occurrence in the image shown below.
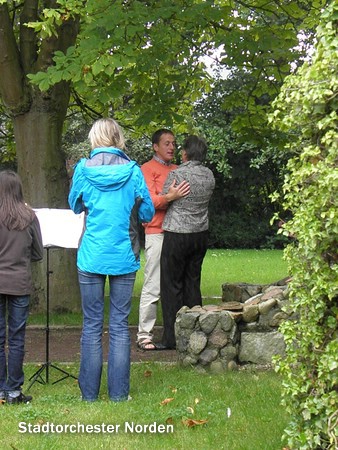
[137,129,190,350]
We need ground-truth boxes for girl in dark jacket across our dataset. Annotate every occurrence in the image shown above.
[0,170,43,404]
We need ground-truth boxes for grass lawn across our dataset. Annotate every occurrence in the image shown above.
[28,249,288,327]
[196,249,288,297]
[19,250,289,449]
[2,362,288,450]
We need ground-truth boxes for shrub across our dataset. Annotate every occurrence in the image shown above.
[208,211,284,249]
[271,3,338,449]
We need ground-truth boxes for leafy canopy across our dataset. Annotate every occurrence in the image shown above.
[24,0,328,136]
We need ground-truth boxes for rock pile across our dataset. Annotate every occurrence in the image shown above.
[175,280,293,372]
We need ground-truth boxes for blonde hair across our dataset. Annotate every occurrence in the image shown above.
[88,118,126,150]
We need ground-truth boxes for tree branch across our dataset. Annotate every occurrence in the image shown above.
[35,6,81,73]
[20,0,39,74]
[0,3,30,114]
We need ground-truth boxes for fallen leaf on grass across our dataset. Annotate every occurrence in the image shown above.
[160,397,175,406]
[166,417,174,425]
[9,444,19,450]
[186,407,194,414]
[144,370,152,377]
[182,419,208,428]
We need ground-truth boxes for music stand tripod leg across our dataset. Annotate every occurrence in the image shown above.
[26,247,77,392]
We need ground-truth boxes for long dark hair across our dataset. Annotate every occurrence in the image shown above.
[0,170,35,230]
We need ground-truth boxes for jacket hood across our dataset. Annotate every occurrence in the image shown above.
[80,148,138,192]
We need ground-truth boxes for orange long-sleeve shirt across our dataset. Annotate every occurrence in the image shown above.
[141,158,177,234]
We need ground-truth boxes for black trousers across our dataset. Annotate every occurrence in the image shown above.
[160,230,208,348]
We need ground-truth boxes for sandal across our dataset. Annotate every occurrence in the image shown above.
[137,340,157,351]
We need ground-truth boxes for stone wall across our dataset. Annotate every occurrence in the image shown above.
[175,280,294,372]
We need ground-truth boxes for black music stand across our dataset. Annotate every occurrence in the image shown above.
[27,246,77,391]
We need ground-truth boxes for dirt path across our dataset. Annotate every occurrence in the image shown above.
[25,325,177,364]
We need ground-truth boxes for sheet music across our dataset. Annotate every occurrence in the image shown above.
[34,208,84,249]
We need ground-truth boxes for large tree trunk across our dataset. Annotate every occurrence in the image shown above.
[0,2,81,313]
[14,92,70,207]
[13,86,81,313]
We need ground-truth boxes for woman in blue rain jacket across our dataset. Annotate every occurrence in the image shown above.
[68,118,154,403]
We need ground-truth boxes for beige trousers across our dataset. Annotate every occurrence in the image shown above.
[137,233,164,343]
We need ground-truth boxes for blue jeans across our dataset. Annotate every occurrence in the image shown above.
[77,270,136,402]
[0,294,30,393]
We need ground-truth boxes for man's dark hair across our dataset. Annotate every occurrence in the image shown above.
[183,135,208,162]
[151,129,174,145]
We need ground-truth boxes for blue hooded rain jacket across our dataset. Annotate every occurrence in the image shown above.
[68,148,154,275]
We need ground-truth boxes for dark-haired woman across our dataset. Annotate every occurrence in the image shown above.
[0,170,43,404]
[160,136,215,349]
